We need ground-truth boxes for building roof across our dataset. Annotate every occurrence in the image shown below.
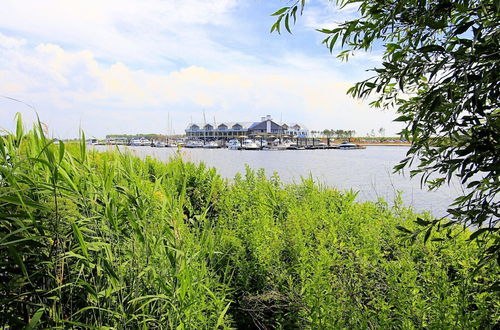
[186,122,257,130]
[276,122,308,130]
[186,120,309,131]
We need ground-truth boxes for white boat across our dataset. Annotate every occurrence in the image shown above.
[241,139,260,150]
[203,141,221,149]
[226,139,241,150]
[256,139,268,148]
[273,144,288,150]
[153,141,166,147]
[185,140,204,148]
[338,142,358,149]
[130,138,150,146]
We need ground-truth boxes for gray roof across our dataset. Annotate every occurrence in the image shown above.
[279,122,308,130]
[186,120,308,131]
[186,122,257,130]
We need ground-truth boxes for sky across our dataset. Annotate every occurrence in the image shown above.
[0,0,402,138]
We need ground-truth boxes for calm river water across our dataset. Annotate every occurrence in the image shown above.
[94,145,463,217]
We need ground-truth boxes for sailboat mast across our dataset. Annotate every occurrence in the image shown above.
[203,110,207,142]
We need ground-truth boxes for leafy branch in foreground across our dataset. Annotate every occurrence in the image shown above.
[271,0,499,266]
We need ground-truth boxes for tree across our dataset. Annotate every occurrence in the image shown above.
[271,1,499,267]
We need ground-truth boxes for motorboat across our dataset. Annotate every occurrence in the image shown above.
[256,139,268,148]
[203,141,221,149]
[130,138,150,146]
[152,141,166,147]
[241,139,260,150]
[227,139,241,150]
[273,144,288,150]
[185,140,204,148]
[338,142,358,149]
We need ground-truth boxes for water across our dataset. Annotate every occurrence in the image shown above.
[94,145,463,216]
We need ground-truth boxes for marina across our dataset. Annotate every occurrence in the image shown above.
[90,137,368,150]
[91,115,406,150]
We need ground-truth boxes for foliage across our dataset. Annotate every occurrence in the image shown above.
[313,129,356,139]
[0,115,230,328]
[105,133,166,140]
[271,0,499,266]
[1,116,499,328]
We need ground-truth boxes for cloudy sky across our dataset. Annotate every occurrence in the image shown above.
[0,0,401,138]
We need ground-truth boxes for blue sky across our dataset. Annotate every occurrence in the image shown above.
[0,0,401,138]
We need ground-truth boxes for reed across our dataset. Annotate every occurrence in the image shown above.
[0,115,498,328]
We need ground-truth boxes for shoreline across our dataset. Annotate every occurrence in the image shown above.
[359,143,411,147]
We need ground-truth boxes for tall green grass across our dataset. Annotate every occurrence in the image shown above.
[1,115,498,328]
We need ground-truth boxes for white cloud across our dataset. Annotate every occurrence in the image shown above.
[0,33,26,49]
[0,0,240,68]
[303,0,360,30]
[0,35,401,138]
[0,0,401,138]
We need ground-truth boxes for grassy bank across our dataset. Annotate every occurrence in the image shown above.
[1,119,498,328]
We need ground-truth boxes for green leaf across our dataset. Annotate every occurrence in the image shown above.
[418,45,445,52]
[58,140,65,164]
[72,222,89,258]
[396,226,413,234]
[24,307,44,330]
[330,33,339,52]
[271,7,289,16]
[216,302,231,328]
[454,21,474,35]
[15,112,23,147]
[469,227,495,241]
[0,195,46,210]
[424,227,432,243]
[285,14,291,33]
[415,217,431,226]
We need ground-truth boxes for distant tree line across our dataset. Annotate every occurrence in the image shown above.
[106,134,166,140]
[310,129,356,139]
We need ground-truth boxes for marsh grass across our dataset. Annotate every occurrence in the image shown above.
[0,115,498,328]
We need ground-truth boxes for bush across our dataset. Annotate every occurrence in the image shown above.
[1,117,498,328]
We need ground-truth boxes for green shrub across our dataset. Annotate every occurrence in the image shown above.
[0,116,498,328]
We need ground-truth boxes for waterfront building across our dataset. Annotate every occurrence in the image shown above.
[282,123,309,137]
[185,115,309,140]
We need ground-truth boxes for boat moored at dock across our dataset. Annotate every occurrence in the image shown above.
[241,139,260,150]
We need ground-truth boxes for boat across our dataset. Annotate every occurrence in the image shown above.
[256,139,268,148]
[152,141,166,147]
[185,140,204,148]
[203,141,221,149]
[241,139,260,150]
[338,142,358,150]
[130,138,150,146]
[226,139,241,150]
